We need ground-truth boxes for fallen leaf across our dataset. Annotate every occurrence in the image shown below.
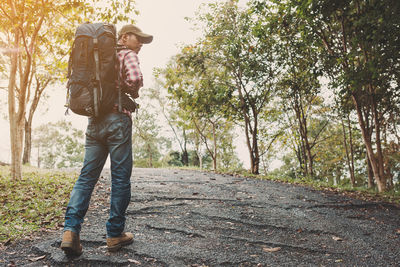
[335,259,343,263]
[29,255,46,262]
[332,236,343,241]
[127,259,141,265]
[263,247,281,252]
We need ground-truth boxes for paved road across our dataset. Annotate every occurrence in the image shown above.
[33,168,400,266]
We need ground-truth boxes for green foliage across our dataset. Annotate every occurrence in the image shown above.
[33,120,84,169]
[247,0,400,191]
[0,166,76,243]
[161,1,284,174]
[166,151,184,167]
[132,109,171,168]
[166,150,213,169]
[265,169,400,204]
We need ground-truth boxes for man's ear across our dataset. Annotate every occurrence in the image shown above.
[121,34,128,43]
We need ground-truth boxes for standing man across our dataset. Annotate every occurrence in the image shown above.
[60,24,153,256]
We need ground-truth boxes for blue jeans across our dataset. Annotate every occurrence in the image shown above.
[64,112,132,237]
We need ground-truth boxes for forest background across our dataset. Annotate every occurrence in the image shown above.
[1,0,399,197]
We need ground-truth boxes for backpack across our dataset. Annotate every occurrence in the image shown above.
[66,22,119,117]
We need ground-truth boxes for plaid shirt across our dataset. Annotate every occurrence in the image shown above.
[117,48,143,98]
[114,47,143,116]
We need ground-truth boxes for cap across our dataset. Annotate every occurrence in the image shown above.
[118,24,153,44]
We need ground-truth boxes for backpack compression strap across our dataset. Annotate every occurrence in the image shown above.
[93,38,102,117]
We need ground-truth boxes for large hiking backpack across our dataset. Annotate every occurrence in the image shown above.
[66,22,118,117]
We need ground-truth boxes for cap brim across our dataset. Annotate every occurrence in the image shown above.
[135,32,153,44]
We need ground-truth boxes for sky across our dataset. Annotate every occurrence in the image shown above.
[0,0,251,167]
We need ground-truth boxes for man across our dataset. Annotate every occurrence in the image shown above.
[60,24,153,256]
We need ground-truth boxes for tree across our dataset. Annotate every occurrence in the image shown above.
[132,109,171,168]
[150,73,191,166]
[22,50,56,165]
[186,0,280,174]
[253,0,400,191]
[0,0,137,178]
[261,6,326,177]
[33,121,84,169]
[1,0,48,178]
[163,44,234,171]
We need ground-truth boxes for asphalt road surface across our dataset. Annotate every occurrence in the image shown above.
[6,168,400,266]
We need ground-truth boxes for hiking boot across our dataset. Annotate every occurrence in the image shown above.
[60,230,83,256]
[106,232,134,252]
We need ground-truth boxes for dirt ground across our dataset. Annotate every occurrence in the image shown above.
[1,168,399,266]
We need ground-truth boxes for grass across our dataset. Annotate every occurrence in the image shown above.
[0,166,77,243]
[255,172,400,205]
[207,167,400,205]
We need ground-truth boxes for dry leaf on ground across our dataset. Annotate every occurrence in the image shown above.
[332,236,343,241]
[263,247,281,252]
[29,255,46,262]
[127,259,141,265]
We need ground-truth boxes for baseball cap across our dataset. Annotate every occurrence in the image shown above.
[118,24,153,44]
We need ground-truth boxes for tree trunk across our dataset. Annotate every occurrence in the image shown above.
[8,28,24,179]
[212,122,217,172]
[250,111,259,174]
[182,129,188,166]
[10,115,25,179]
[195,140,203,169]
[236,81,259,174]
[305,140,313,176]
[366,154,375,189]
[347,114,356,186]
[301,108,313,177]
[198,152,203,169]
[23,77,50,165]
[292,94,314,177]
[147,143,152,168]
[251,126,260,174]
[341,115,355,187]
[370,92,387,191]
[352,94,386,192]
[23,119,32,165]
[241,105,255,173]
[37,145,41,168]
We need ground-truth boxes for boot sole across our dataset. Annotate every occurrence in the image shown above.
[61,242,83,256]
[107,239,133,252]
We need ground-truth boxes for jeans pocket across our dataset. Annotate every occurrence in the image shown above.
[108,115,131,143]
